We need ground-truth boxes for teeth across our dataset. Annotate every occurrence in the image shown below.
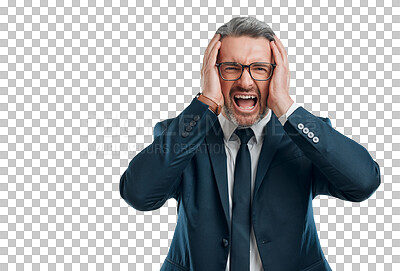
[239,105,255,110]
[235,95,256,99]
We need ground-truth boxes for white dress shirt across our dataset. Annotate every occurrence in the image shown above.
[218,103,300,271]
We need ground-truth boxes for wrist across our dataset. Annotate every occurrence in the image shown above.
[196,92,222,115]
[201,89,223,105]
[271,97,294,118]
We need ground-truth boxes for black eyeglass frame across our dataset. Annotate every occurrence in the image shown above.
[215,62,276,81]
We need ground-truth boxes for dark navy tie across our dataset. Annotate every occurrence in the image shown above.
[230,128,254,271]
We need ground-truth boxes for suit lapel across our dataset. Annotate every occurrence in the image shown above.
[205,120,230,230]
[253,113,285,200]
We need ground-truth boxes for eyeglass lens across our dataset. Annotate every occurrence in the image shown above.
[219,63,273,80]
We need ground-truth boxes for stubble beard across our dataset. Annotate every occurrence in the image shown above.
[222,88,269,128]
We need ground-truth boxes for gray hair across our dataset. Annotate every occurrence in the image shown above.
[216,17,275,41]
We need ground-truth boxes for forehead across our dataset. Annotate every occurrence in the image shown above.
[217,35,272,63]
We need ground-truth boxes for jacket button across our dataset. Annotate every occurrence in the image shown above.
[189,120,197,126]
[185,125,193,132]
[222,238,229,247]
[297,123,304,130]
[302,127,309,134]
[313,136,319,143]
[193,115,200,121]
[182,131,189,137]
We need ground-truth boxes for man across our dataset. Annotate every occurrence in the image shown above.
[120,17,381,271]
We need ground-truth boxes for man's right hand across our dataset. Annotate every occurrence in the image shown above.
[200,33,224,106]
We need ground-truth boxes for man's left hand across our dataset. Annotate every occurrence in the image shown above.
[268,35,294,118]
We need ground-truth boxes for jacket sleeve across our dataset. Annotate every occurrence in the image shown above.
[119,98,218,211]
[283,106,381,202]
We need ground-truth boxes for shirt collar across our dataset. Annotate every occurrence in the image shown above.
[217,109,272,144]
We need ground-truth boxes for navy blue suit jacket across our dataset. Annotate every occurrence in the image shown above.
[120,98,381,271]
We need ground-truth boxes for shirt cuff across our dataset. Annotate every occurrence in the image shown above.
[278,102,300,126]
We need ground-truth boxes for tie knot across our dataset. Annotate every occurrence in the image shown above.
[235,128,254,145]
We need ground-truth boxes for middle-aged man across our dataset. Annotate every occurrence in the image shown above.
[120,17,381,271]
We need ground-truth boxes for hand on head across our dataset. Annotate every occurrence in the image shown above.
[200,33,224,106]
[268,35,294,118]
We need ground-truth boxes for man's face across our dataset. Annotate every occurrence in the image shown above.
[217,36,273,127]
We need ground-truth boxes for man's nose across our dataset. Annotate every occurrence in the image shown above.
[236,67,254,88]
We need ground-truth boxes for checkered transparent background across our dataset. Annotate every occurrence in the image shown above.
[0,0,399,270]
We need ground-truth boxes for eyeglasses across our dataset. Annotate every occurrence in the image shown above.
[216,62,276,81]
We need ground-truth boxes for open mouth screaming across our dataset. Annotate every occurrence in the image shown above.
[233,94,258,112]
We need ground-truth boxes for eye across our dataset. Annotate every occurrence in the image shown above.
[251,64,270,73]
[223,65,241,71]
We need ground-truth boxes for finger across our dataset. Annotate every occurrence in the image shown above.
[272,39,289,68]
[204,34,220,63]
[202,35,216,73]
[202,34,220,73]
[208,40,221,67]
[273,36,288,64]
[271,53,276,66]
[270,40,282,65]
[274,36,284,52]
[205,38,222,73]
